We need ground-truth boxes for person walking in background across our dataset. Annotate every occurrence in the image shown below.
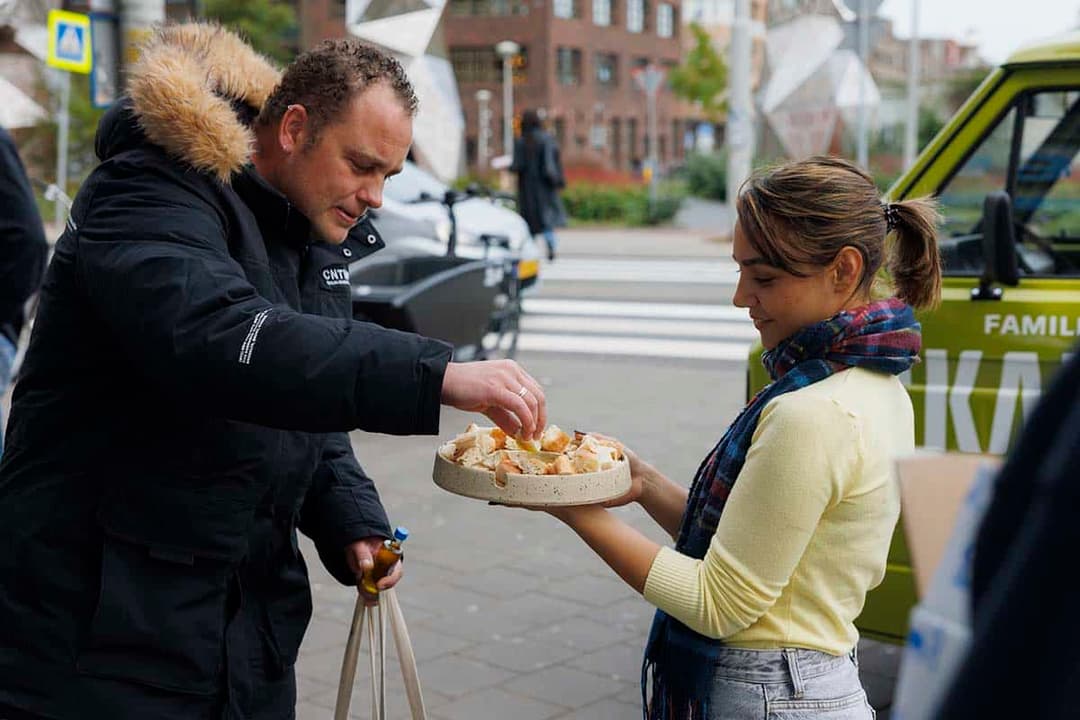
[526,156,942,719]
[511,109,566,261]
[0,127,48,458]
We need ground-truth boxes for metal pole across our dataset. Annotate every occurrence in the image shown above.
[119,0,165,68]
[476,89,492,172]
[726,0,753,231]
[55,70,70,227]
[856,0,869,168]
[903,0,920,168]
[647,87,658,203]
[501,55,513,157]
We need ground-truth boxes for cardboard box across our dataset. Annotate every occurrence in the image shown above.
[895,453,1001,601]
[892,454,1001,720]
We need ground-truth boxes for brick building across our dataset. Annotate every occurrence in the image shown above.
[443,0,684,176]
[292,0,686,176]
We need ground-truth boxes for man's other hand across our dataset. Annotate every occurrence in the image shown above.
[345,537,403,606]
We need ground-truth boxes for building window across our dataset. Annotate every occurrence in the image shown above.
[556,47,583,86]
[451,47,500,83]
[657,2,673,37]
[610,118,623,167]
[451,46,529,83]
[553,0,578,19]
[627,0,644,32]
[595,52,617,87]
[451,0,528,14]
[593,0,611,26]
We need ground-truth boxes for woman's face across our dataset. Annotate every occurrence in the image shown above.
[731,222,859,350]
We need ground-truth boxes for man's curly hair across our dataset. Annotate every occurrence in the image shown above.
[258,39,418,143]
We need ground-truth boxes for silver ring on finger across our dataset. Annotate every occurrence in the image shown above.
[517,386,529,399]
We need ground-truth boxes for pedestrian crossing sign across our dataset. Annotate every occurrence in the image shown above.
[47,10,92,74]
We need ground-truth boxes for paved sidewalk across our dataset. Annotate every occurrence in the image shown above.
[293,353,748,720]
[293,352,900,719]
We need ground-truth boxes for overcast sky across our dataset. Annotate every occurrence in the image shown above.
[877,0,1079,65]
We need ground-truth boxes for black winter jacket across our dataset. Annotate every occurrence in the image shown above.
[0,25,451,720]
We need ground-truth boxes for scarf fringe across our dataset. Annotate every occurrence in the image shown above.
[643,657,709,720]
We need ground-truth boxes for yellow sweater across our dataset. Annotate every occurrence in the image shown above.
[643,368,911,655]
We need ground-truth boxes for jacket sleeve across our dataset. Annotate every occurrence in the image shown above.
[73,172,452,434]
[298,432,391,585]
[509,138,523,173]
[0,130,48,310]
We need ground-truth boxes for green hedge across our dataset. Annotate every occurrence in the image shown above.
[682,151,728,201]
[563,183,685,226]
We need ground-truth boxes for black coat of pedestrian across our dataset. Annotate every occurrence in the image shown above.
[510,129,567,236]
[0,26,451,720]
[934,345,1080,718]
[0,127,48,347]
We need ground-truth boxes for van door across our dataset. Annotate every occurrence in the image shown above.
[860,73,1080,643]
[909,83,1080,456]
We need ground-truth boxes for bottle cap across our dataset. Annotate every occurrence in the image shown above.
[393,526,409,542]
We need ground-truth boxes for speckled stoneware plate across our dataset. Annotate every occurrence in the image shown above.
[432,451,632,507]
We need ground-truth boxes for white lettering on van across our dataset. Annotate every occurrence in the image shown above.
[988,352,1041,454]
[923,349,981,452]
[922,350,1055,454]
[1022,315,1046,335]
[984,313,1080,336]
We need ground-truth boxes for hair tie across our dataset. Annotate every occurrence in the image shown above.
[883,202,900,231]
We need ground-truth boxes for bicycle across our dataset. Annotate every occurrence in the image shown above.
[408,187,524,360]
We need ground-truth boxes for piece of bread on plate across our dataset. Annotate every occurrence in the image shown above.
[541,425,572,453]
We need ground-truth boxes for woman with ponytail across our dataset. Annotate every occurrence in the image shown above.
[533,156,941,719]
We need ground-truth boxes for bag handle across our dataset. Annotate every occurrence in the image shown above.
[335,589,427,720]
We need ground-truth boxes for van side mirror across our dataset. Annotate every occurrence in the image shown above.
[974,191,1019,300]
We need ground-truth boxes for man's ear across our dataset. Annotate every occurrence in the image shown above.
[279,104,309,153]
[832,246,864,295]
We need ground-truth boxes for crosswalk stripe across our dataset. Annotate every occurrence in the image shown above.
[494,333,752,360]
[521,314,760,340]
[542,258,737,284]
[522,298,751,322]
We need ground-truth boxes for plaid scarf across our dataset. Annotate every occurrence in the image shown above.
[642,297,922,720]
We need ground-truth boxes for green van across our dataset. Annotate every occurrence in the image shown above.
[747,31,1080,643]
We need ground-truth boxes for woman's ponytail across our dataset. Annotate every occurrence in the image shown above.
[885,196,943,310]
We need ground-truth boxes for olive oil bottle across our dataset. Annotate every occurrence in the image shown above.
[361,526,408,595]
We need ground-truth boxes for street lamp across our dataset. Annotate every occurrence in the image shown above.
[833,0,874,168]
[494,40,520,158]
[475,88,493,171]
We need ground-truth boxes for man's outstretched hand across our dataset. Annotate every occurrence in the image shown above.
[441,360,547,440]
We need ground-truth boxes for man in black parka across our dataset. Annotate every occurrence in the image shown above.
[0,25,546,720]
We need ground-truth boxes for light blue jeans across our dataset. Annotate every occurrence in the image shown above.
[704,646,875,720]
[0,334,15,457]
[541,228,557,254]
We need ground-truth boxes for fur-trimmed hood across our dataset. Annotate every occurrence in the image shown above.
[125,23,281,183]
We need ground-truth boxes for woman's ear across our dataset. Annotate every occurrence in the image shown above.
[832,246,864,296]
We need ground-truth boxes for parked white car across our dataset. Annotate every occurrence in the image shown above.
[368,161,541,288]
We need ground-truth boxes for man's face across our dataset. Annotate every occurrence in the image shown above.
[277,83,412,244]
